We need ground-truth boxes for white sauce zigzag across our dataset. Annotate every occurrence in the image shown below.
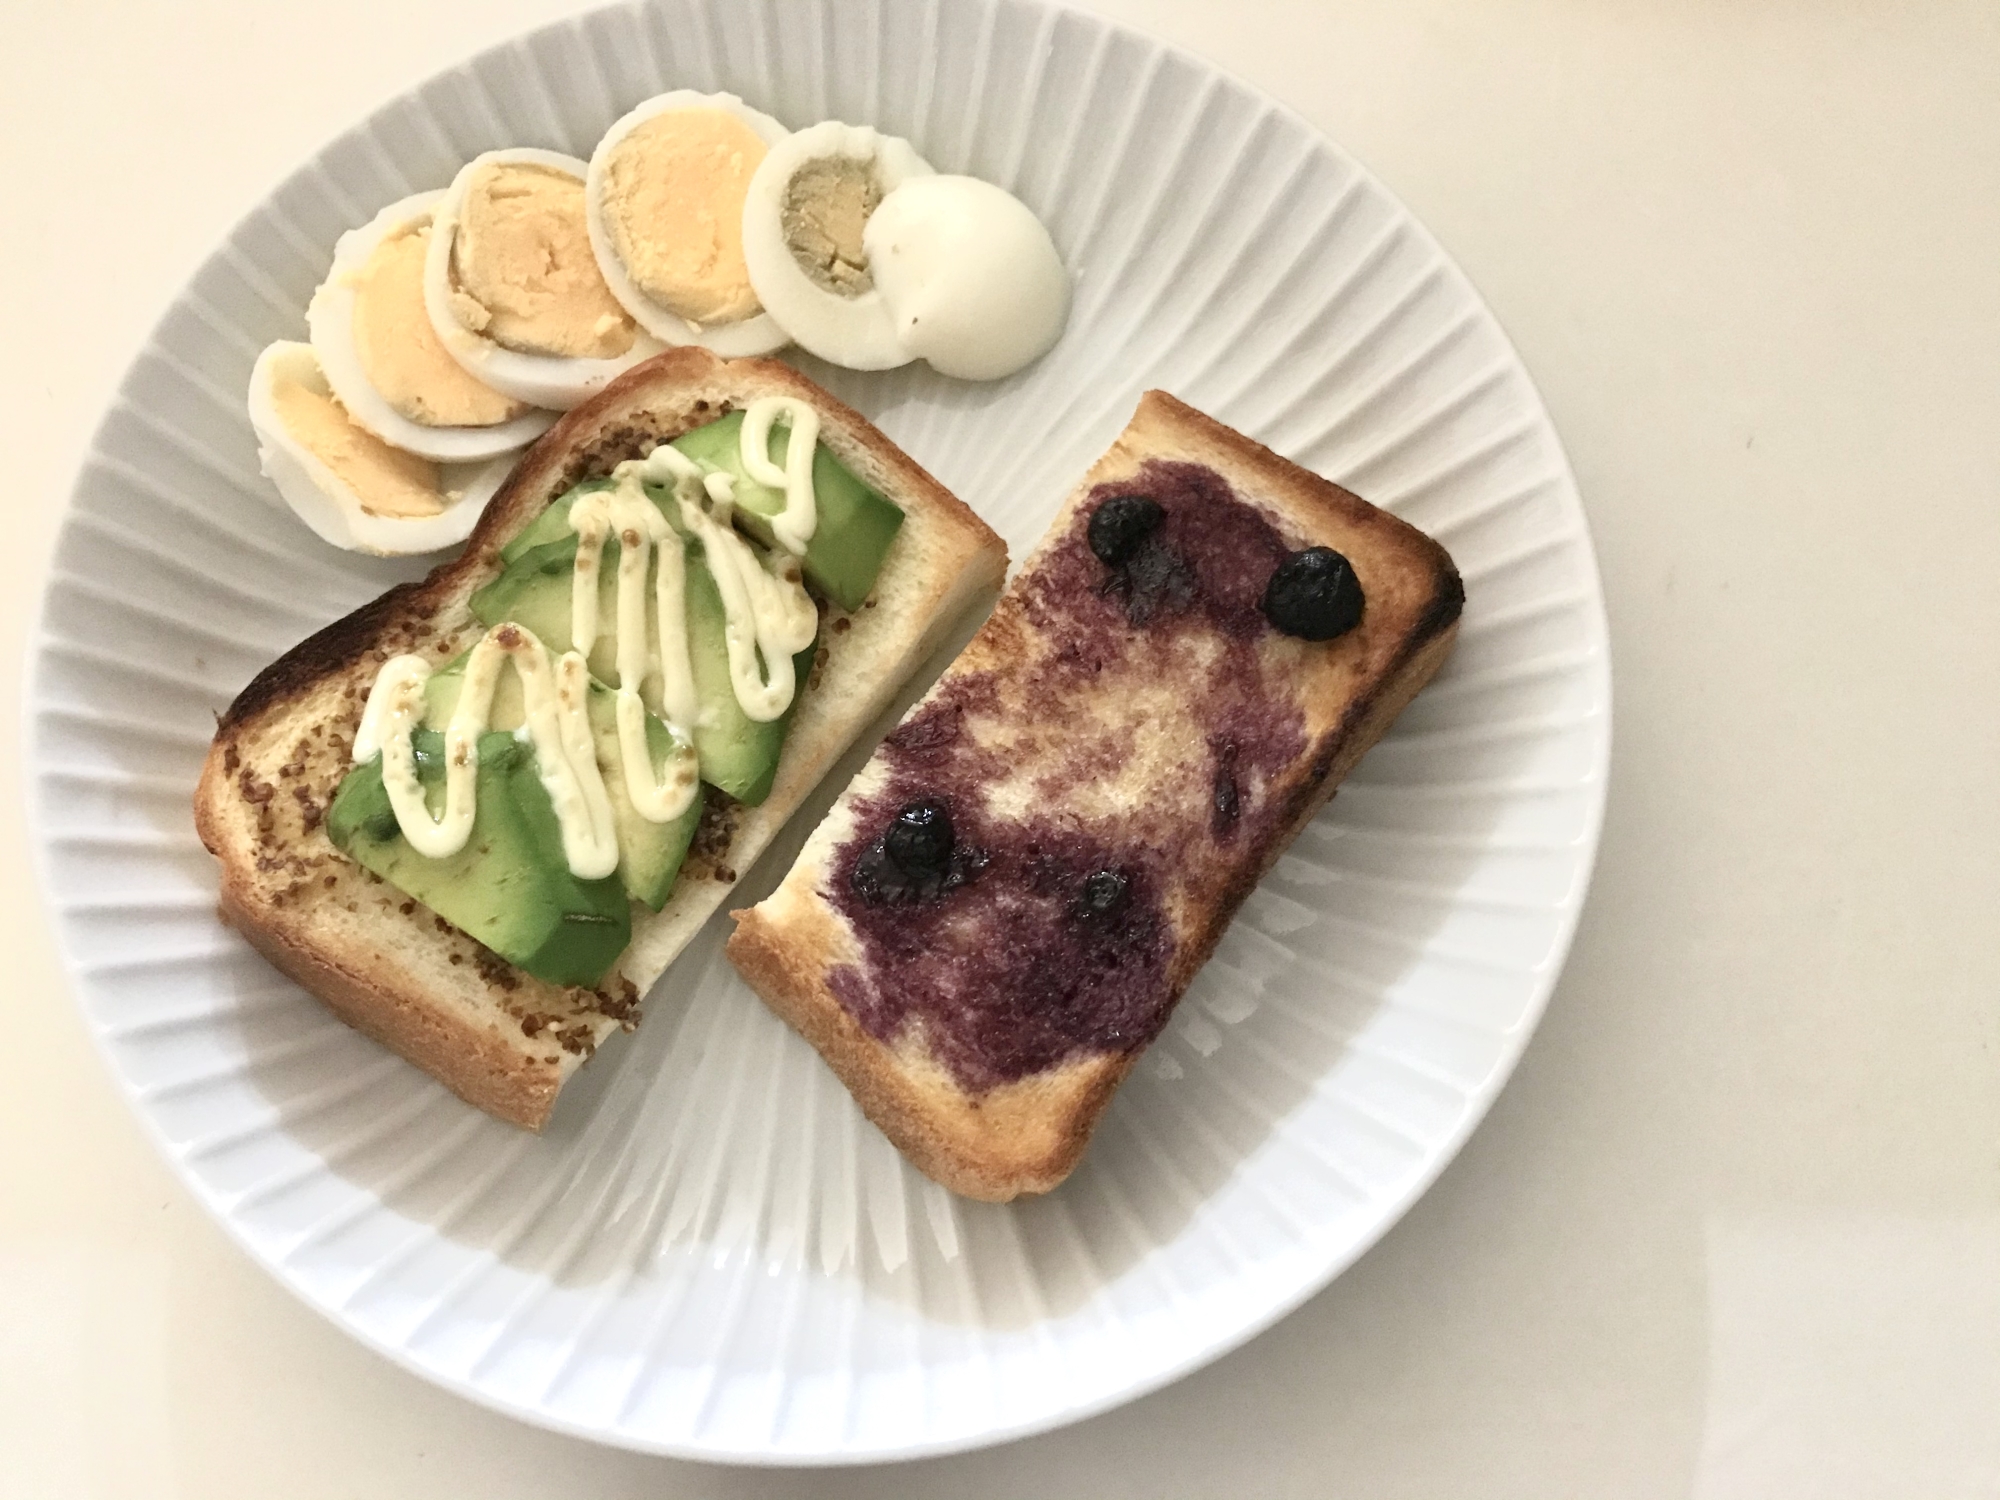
[353,397,824,876]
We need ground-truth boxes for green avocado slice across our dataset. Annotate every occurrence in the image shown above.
[420,653,704,910]
[469,505,817,807]
[326,730,630,988]
[499,478,607,564]
[670,409,903,612]
[585,688,703,910]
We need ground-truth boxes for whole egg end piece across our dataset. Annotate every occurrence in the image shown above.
[864,175,1070,382]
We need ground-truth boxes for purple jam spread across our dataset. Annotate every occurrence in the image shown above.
[826,460,1312,1092]
[829,791,1174,1089]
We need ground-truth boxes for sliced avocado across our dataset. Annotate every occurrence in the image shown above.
[468,533,632,701]
[671,410,902,612]
[681,544,817,806]
[499,478,609,565]
[420,649,528,730]
[585,686,703,909]
[420,652,703,910]
[472,479,681,689]
[498,473,676,568]
[469,517,817,807]
[466,536,608,680]
[327,729,630,988]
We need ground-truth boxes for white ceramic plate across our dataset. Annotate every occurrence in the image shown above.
[27,0,1609,1464]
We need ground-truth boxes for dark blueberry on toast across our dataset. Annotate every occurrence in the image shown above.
[885,798,954,877]
[851,798,988,907]
[1077,869,1130,917]
[1262,545,1364,640]
[1087,493,1163,566]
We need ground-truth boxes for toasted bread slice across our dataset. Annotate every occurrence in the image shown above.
[727,391,1463,1200]
[195,348,1007,1129]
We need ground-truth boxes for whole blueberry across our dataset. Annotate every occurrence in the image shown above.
[1087,494,1165,567]
[1077,869,1130,916]
[1261,546,1365,640]
[884,798,954,877]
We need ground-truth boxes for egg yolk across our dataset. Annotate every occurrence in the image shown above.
[781,156,882,297]
[599,108,767,326]
[350,225,527,429]
[450,162,638,360]
[271,378,447,519]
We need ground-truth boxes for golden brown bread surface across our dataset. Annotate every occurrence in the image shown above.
[727,391,1463,1200]
[195,348,1007,1129]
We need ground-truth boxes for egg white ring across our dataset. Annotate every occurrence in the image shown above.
[585,90,794,357]
[740,121,935,371]
[307,190,556,462]
[248,342,516,556]
[425,148,666,411]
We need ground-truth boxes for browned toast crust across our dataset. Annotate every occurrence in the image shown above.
[196,347,1007,1128]
[727,390,1463,1199]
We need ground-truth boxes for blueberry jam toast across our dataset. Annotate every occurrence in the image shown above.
[726,391,1464,1199]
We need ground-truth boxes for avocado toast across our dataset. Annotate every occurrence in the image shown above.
[196,348,1006,1128]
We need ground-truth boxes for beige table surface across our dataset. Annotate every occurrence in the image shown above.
[6,1,1998,1495]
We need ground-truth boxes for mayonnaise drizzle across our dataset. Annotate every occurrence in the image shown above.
[686,496,818,721]
[570,474,700,823]
[351,627,619,879]
[739,396,820,555]
[580,438,820,736]
[350,401,826,875]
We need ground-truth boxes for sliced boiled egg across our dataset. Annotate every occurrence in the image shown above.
[307,190,555,462]
[425,149,664,410]
[864,175,1070,381]
[740,121,934,370]
[248,341,516,555]
[585,90,792,357]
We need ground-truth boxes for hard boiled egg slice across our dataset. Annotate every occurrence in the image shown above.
[248,341,516,555]
[585,90,792,357]
[425,149,664,410]
[864,175,1070,381]
[740,121,934,371]
[307,190,554,462]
